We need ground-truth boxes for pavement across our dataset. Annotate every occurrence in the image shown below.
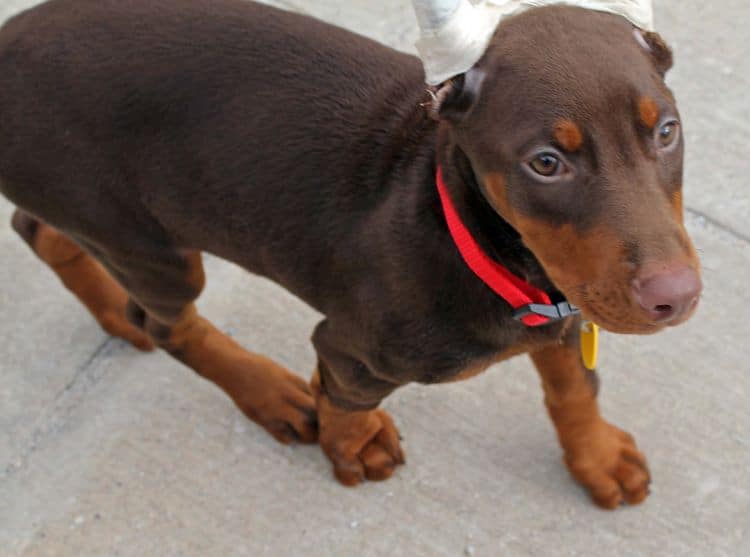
[0,1,748,556]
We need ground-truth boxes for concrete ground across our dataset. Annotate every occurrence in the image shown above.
[0,0,748,555]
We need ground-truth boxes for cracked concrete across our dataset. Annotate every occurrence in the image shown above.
[1,1,748,556]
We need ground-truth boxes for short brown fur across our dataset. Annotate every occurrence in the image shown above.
[0,0,700,509]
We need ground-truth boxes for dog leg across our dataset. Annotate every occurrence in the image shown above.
[11,209,154,351]
[531,325,650,509]
[311,321,405,485]
[111,250,317,445]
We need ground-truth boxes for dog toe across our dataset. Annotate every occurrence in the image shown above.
[321,408,405,487]
[564,422,651,510]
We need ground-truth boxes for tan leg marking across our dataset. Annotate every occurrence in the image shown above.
[17,213,154,351]
[149,303,317,445]
[311,370,404,485]
[532,344,650,509]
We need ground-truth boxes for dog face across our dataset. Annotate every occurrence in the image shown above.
[436,6,701,334]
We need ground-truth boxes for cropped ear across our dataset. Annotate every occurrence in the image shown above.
[634,29,673,77]
[428,66,486,123]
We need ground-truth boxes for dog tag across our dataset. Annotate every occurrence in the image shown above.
[580,321,599,371]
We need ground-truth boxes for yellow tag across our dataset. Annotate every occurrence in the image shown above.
[580,321,599,371]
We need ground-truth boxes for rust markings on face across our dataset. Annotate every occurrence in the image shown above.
[482,173,622,295]
[511,215,656,331]
[669,199,701,271]
[553,119,584,152]
[479,176,650,331]
[638,96,660,129]
[482,173,516,226]
[512,214,622,293]
[461,8,701,334]
[671,190,684,223]
[482,173,625,296]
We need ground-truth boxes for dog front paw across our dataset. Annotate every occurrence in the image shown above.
[319,407,405,486]
[235,368,319,445]
[562,421,650,509]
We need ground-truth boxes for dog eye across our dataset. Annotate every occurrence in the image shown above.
[529,153,563,177]
[656,121,679,148]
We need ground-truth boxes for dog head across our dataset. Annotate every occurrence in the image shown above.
[433,6,701,334]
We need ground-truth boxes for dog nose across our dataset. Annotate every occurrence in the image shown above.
[633,266,702,323]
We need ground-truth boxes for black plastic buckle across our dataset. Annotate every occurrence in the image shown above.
[513,301,580,322]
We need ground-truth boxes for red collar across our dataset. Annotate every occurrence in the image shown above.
[436,166,577,327]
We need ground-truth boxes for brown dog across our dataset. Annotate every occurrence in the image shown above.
[0,0,701,508]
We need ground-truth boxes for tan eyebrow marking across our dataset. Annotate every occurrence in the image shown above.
[553,119,583,152]
[638,96,660,129]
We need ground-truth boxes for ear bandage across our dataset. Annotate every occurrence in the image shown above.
[413,0,654,85]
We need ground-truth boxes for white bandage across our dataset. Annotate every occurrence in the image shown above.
[413,0,654,85]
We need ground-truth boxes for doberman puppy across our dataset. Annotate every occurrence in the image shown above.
[0,0,701,508]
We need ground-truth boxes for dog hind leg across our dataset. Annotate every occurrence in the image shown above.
[12,206,317,443]
[101,249,317,445]
[11,208,155,351]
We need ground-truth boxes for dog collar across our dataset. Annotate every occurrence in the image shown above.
[436,166,579,326]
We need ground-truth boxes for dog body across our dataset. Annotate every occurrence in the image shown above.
[0,0,701,507]
[0,0,561,393]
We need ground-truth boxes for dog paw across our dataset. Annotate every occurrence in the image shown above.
[320,408,405,486]
[563,421,650,509]
[237,371,319,445]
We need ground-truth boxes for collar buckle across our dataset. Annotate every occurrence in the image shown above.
[513,301,581,323]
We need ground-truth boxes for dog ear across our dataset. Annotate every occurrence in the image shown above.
[428,66,486,123]
[634,29,673,76]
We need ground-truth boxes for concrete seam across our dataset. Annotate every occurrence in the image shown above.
[686,206,750,245]
[0,337,116,482]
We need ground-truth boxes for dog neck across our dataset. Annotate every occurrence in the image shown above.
[435,130,558,297]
